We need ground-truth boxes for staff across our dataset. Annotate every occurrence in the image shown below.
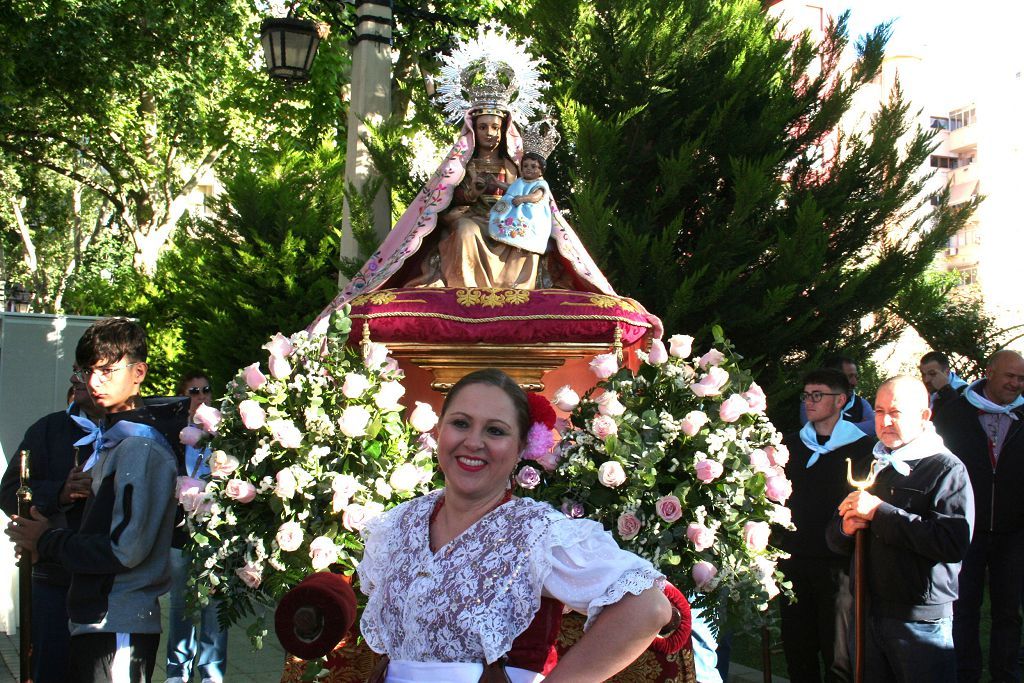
[846,458,880,683]
[16,450,32,683]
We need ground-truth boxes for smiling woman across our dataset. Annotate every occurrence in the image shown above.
[356,368,674,683]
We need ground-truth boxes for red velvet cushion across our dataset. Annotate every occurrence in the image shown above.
[275,572,357,660]
[348,288,652,345]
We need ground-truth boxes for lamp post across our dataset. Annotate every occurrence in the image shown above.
[4,283,32,313]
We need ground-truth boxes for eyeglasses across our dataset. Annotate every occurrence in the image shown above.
[187,386,212,396]
[800,391,843,403]
[72,362,140,384]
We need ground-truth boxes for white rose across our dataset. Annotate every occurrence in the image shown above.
[667,334,694,358]
[389,463,423,493]
[409,402,439,432]
[374,381,406,411]
[595,391,627,417]
[274,468,298,500]
[276,521,303,552]
[552,385,580,412]
[342,373,371,399]
[597,460,627,488]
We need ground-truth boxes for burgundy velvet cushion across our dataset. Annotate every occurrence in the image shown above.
[348,288,652,345]
[275,572,357,660]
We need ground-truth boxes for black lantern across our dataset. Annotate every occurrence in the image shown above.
[5,282,32,313]
[261,16,322,83]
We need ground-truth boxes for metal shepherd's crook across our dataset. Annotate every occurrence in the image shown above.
[846,458,881,683]
[17,450,33,683]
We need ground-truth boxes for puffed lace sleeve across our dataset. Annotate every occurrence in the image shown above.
[356,500,410,598]
[541,512,665,630]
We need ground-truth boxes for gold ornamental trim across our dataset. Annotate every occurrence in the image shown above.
[349,311,651,328]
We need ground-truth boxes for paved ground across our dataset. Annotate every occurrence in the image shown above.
[0,598,784,682]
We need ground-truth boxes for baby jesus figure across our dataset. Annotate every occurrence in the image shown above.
[487,151,552,255]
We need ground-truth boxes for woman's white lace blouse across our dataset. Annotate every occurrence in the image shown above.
[357,491,665,665]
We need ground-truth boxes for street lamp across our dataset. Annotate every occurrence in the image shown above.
[260,16,325,83]
[4,283,33,313]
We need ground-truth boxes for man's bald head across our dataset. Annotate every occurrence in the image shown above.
[985,349,1024,406]
[875,375,931,449]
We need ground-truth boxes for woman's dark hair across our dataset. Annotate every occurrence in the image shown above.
[521,152,546,172]
[441,368,531,439]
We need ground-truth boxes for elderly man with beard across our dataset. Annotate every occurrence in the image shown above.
[933,349,1024,683]
[827,376,973,683]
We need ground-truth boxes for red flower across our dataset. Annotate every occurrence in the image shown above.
[527,392,557,430]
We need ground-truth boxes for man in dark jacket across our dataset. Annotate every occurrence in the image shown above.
[0,368,103,682]
[780,368,874,682]
[827,376,973,683]
[932,349,1024,683]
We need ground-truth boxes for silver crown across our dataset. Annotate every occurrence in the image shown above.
[521,117,561,161]
[462,62,518,117]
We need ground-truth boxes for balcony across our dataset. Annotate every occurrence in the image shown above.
[948,123,977,152]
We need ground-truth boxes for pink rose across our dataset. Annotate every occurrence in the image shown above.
[765,475,793,504]
[409,402,438,432]
[766,445,789,467]
[309,536,339,571]
[698,348,726,369]
[656,494,684,523]
[362,341,390,369]
[343,502,383,532]
[686,522,716,551]
[589,352,619,379]
[338,405,371,438]
[242,362,267,390]
[552,386,580,412]
[742,382,767,414]
[235,562,262,589]
[534,444,562,472]
[596,391,627,417]
[192,404,222,434]
[238,399,266,430]
[748,449,773,473]
[647,339,668,365]
[268,419,303,449]
[695,458,724,483]
[263,332,294,359]
[692,561,718,590]
[690,367,730,397]
[591,414,618,439]
[342,373,371,399]
[680,410,710,437]
[743,520,771,552]
[374,380,406,411]
[179,425,204,447]
[516,465,541,489]
[225,478,257,503]
[617,511,643,540]
[668,334,694,359]
[561,500,585,518]
[268,355,292,380]
[176,476,206,511]
[597,460,627,488]
[275,468,298,500]
[718,394,749,423]
[208,450,240,478]
[276,521,304,552]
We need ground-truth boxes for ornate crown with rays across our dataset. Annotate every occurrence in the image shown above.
[435,22,547,126]
[521,117,561,161]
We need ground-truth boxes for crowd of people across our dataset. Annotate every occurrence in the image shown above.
[2,314,1024,683]
[778,350,1024,683]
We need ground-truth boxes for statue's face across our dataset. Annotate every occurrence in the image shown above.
[474,115,503,152]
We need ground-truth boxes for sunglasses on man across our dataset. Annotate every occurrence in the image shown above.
[187,386,212,396]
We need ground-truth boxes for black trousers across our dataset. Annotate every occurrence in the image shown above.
[780,556,853,683]
[69,632,160,683]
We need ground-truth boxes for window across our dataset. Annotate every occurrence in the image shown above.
[957,266,979,286]
[930,155,959,169]
[949,107,976,131]
[930,116,950,130]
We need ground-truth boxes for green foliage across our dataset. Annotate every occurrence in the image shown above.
[892,269,1024,378]
[508,1,971,425]
[151,142,347,391]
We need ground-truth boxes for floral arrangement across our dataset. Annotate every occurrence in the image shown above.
[518,327,794,632]
[180,308,441,642]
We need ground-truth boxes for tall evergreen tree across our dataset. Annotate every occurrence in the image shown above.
[511,0,973,422]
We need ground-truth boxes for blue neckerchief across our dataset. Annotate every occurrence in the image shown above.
[871,423,946,477]
[187,444,212,479]
[800,418,868,467]
[81,420,174,471]
[66,402,103,448]
[964,379,1024,419]
[949,372,968,391]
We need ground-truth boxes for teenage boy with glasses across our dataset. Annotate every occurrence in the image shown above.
[778,368,874,682]
[165,370,228,683]
[5,317,188,683]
